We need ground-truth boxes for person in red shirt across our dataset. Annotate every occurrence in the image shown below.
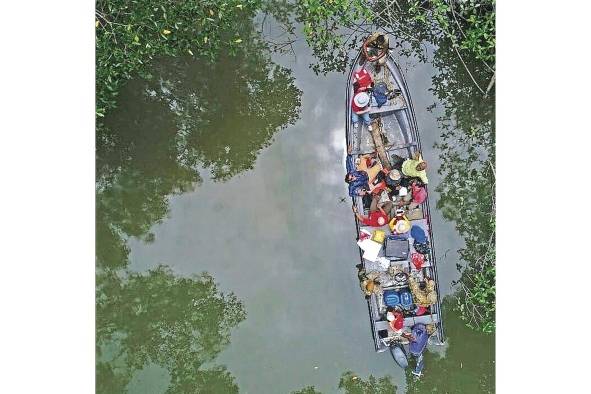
[352,68,374,93]
[386,307,415,340]
[352,194,391,227]
[351,91,372,131]
[408,180,427,210]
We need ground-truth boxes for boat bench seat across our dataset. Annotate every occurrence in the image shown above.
[403,313,439,327]
[374,320,390,331]
[369,95,407,114]
[375,314,439,333]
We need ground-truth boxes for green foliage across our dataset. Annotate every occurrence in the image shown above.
[406,0,496,63]
[432,31,495,332]
[144,53,301,182]
[292,386,323,394]
[291,372,398,394]
[294,0,495,77]
[95,7,302,389]
[338,371,398,394]
[96,0,262,119]
[291,301,494,394]
[96,266,246,393]
[294,0,372,73]
[293,0,496,332]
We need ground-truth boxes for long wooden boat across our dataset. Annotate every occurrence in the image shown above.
[345,50,445,372]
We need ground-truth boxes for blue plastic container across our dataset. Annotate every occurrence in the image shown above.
[399,290,413,309]
[383,290,400,307]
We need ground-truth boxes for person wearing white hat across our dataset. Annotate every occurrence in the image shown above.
[351,91,373,131]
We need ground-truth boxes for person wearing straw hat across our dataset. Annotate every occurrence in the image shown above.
[357,267,381,299]
[362,32,390,72]
[388,209,411,234]
[351,91,373,131]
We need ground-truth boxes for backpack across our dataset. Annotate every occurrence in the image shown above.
[373,82,388,107]
[414,240,430,255]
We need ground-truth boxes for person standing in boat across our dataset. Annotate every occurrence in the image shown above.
[351,91,373,131]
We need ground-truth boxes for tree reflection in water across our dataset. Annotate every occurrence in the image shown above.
[96,266,245,393]
[96,34,302,267]
[95,12,302,392]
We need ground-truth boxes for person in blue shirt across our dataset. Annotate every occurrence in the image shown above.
[345,145,370,197]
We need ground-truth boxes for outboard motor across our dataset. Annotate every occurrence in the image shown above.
[409,324,429,377]
[389,343,408,369]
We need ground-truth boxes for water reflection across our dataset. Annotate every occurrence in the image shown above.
[95,3,496,391]
[292,373,397,394]
[404,300,495,393]
[97,57,301,259]
[96,29,302,268]
[96,11,302,391]
[96,266,246,393]
[143,52,302,182]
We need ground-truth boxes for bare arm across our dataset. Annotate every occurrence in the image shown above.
[352,205,366,221]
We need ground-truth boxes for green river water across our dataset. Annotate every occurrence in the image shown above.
[96,18,494,394]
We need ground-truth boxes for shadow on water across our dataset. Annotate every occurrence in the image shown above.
[95,12,302,392]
